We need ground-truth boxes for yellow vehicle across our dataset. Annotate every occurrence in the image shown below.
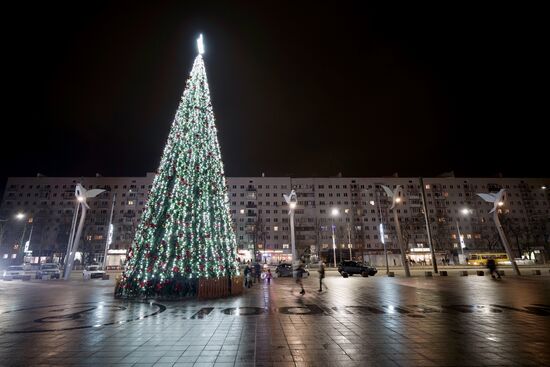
[466,253,509,266]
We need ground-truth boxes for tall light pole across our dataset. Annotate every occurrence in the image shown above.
[16,213,31,262]
[381,185,410,277]
[344,209,352,260]
[419,177,438,274]
[102,193,116,270]
[64,201,80,266]
[64,184,105,280]
[283,190,297,263]
[477,189,520,275]
[365,188,390,274]
[331,208,339,267]
[23,219,34,259]
[456,208,472,264]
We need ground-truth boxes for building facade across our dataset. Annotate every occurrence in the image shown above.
[1,174,549,267]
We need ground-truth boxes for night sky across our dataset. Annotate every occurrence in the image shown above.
[1,2,547,194]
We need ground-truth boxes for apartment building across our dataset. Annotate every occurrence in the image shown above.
[1,174,548,266]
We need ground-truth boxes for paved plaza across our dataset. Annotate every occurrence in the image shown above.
[1,271,550,367]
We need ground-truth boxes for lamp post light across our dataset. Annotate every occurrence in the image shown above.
[344,208,352,260]
[381,185,411,277]
[64,184,106,280]
[456,208,472,264]
[331,208,339,267]
[283,190,298,263]
[102,193,116,270]
[365,188,390,275]
[477,189,520,275]
[16,213,32,262]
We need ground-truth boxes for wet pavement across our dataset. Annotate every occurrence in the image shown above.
[1,272,550,366]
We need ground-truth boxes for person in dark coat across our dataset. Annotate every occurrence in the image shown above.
[318,262,327,292]
[254,262,261,284]
[244,264,252,288]
[295,260,306,295]
[486,259,501,279]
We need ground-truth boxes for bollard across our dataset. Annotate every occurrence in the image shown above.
[425,271,433,277]
[387,272,395,277]
[440,271,448,276]
[532,270,541,275]
[476,271,485,276]
[459,271,468,276]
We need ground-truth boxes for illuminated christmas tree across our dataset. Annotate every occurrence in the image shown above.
[116,35,239,298]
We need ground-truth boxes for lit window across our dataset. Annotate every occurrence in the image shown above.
[128,200,134,205]
[425,184,431,189]
[239,209,245,214]
[274,226,279,231]
[282,244,289,249]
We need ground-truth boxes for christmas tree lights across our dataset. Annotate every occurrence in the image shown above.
[116,36,239,298]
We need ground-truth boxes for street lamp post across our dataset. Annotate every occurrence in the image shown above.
[419,177,438,274]
[331,208,338,267]
[381,185,410,277]
[283,190,297,263]
[456,208,472,264]
[345,209,352,260]
[102,193,116,270]
[64,201,80,266]
[477,189,520,275]
[23,219,34,258]
[16,213,31,262]
[364,188,390,274]
[64,184,106,280]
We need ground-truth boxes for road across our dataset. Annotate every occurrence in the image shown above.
[0,271,549,366]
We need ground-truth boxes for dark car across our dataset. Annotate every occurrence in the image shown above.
[36,263,61,279]
[338,260,377,277]
[275,263,310,277]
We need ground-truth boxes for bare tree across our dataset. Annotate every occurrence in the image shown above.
[252,210,264,262]
[500,215,523,257]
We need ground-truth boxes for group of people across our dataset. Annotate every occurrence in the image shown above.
[293,260,329,295]
[241,259,328,295]
[243,261,272,288]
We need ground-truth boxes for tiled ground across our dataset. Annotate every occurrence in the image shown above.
[1,271,549,366]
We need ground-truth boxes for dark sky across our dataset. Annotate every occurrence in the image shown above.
[1,1,548,194]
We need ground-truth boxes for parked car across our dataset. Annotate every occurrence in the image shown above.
[82,265,105,279]
[275,263,310,277]
[338,260,377,277]
[36,263,61,279]
[2,265,28,279]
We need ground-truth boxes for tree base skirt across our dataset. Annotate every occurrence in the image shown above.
[114,275,243,300]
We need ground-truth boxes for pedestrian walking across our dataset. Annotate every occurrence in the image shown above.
[318,262,327,292]
[244,264,252,288]
[254,262,261,284]
[295,260,306,295]
[266,268,272,284]
[486,259,501,279]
